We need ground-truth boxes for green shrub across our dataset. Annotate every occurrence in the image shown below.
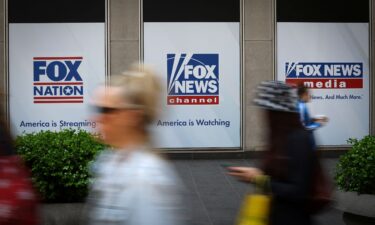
[335,135,375,194]
[15,129,107,202]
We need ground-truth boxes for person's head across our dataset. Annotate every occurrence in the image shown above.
[254,81,303,176]
[254,81,302,132]
[297,83,310,102]
[91,64,161,148]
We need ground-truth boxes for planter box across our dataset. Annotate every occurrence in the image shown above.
[41,203,85,225]
[343,212,375,225]
[335,191,375,218]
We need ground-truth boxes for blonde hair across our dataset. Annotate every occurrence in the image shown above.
[109,64,162,125]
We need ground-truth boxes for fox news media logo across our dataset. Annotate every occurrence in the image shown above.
[285,62,363,89]
[33,57,84,103]
[167,53,219,105]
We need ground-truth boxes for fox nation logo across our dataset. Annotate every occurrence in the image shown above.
[33,57,84,103]
[285,62,363,89]
[167,54,219,105]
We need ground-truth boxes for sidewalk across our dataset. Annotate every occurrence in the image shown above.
[41,157,364,225]
[172,158,345,225]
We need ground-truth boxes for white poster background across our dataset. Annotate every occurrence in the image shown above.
[144,23,240,148]
[277,23,369,145]
[10,23,105,135]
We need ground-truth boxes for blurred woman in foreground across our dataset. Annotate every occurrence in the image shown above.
[229,81,317,225]
[86,65,185,225]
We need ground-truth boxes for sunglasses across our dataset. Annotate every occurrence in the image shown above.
[92,105,121,114]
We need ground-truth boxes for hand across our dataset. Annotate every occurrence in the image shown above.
[227,167,263,183]
[314,115,328,123]
[312,116,328,127]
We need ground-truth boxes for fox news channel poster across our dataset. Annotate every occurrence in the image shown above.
[277,23,369,145]
[144,23,240,148]
[9,23,105,135]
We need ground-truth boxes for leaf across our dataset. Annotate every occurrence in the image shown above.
[335,135,375,194]
[15,129,107,202]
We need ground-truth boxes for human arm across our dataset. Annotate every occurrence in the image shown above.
[227,167,263,183]
[228,132,314,202]
[312,115,329,125]
[299,102,322,130]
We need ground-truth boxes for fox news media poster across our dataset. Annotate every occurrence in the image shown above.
[144,23,241,148]
[9,23,106,135]
[277,23,369,145]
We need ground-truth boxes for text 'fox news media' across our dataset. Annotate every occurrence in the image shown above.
[285,62,363,89]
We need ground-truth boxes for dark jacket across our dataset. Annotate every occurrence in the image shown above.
[265,129,315,225]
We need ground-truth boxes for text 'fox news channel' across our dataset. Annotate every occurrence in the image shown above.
[167,54,219,105]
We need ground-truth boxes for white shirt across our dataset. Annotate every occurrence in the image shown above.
[86,147,186,225]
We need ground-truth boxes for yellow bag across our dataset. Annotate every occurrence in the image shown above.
[236,176,271,225]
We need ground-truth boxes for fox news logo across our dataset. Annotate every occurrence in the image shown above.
[167,53,219,105]
[33,57,84,103]
[285,62,363,89]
